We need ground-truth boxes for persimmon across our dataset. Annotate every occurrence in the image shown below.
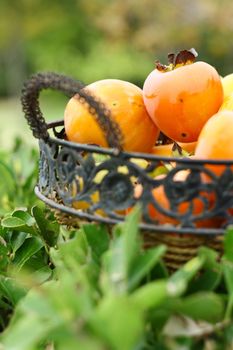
[64,79,159,152]
[150,144,175,157]
[150,141,197,157]
[221,73,233,97]
[219,92,233,112]
[133,171,221,228]
[195,110,233,176]
[143,49,223,142]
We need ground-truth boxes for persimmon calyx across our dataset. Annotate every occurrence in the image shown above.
[155,48,198,72]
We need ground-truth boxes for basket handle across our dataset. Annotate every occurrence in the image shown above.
[21,72,123,149]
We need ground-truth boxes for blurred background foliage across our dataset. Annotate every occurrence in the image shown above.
[1,0,233,96]
[0,0,233,146]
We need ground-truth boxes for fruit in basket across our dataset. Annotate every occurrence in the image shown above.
[133,171,221,228]
[219,92,233,112]
[64,79,159,152]
[143,49,223,142]
[195,110,233,176]
[150,141,197,157]
[221,73,233,97]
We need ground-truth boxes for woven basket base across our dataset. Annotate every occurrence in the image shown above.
[143,231,223,270]
[53,209,223,271]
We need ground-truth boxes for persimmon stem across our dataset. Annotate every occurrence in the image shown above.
[155,48,198,71]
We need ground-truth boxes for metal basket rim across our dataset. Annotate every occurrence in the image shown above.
[46,120,233,165]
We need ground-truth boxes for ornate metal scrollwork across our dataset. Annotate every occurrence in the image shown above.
[37,132,233,234]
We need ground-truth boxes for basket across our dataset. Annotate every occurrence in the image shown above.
[21,72,233,270]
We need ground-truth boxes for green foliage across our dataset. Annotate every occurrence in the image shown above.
[1,1,233,96]
[0,138,40,214]
[0,141,233,349]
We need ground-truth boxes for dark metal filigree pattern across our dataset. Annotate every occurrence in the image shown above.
[37,133,233,235]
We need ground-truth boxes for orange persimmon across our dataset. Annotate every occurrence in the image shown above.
[195,110,233,176]
[150,141,197,157]
[132,171,221,229]
[143,49,223,142]
[64,79,159,152]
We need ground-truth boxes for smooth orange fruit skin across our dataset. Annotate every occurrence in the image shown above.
[195,110,233,176]
[178,142,197,154]
[219,92,233,112]
[143,62,223,142]
[64,79,159,152]
[146,172,221,228]
[128,171,221,229]
[221,73,233,98]
[150,141,197,157]
[150,144,174,157]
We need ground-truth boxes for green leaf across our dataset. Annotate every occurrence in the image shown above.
[56,334,105,350]
[10,232,28,255]
[1,217,27,229]
[222,229,233,319]
[55,231,88,268]
[52,231,100,296]
[32,266,52,284]
[101,235,127,295]
[169,292,225,323]
[13,237,44,271]
[90,295,144,350]
[0,161,16,199]
[32,205,59,247]
[132,280,168,309]
[148,307,171,335]
[168,255,206,296]
[128,245,166,290]
[11,283,60,324]
[187,247,222,292]
[133,255,206,310]
[0,277,26,306]
[1,216,35,235]
[198,246,220,270]
[12,210,35,226]
[188,268,222,293]
[82,223,110,263]
[101,206,142,295]
[1,312,55,350]
[123,205,141,271]
[0,238,8,270]
[223,260,233,295]
[111,223,122,239]
[222,260,233,319]
[224,226,233,262]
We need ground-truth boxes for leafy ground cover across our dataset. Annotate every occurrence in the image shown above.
[0,139,233,350]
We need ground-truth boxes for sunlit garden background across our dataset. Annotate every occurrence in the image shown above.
[1,0,233,148]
